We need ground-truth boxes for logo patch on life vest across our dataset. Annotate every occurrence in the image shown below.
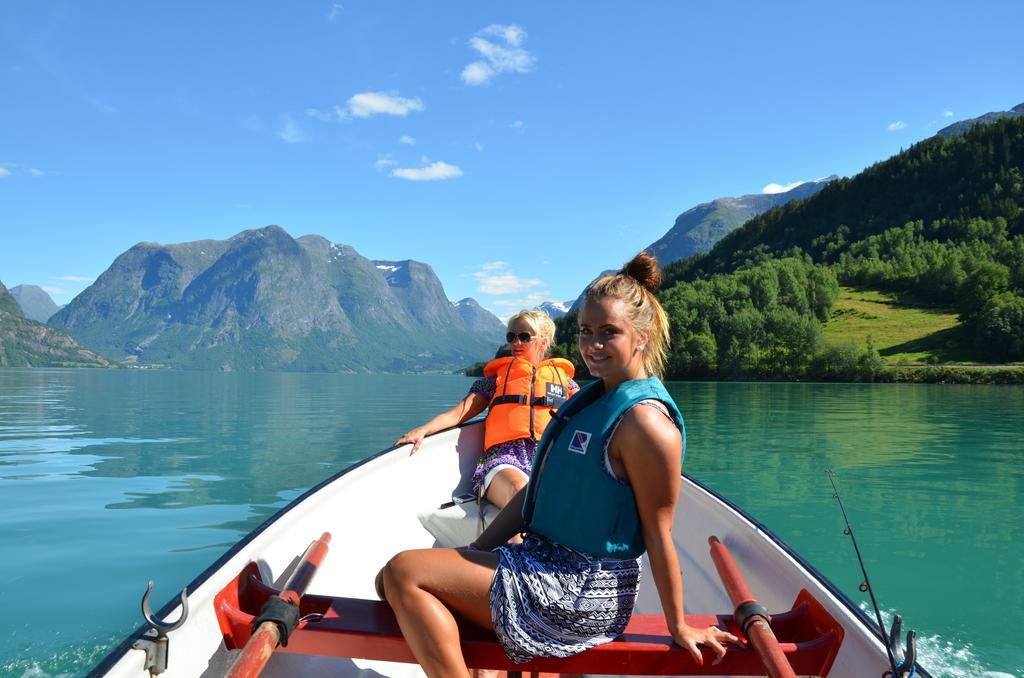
[568,430,592,455]
[545,382,567,408]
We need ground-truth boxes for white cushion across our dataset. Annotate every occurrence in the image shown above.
[417,499,499,548]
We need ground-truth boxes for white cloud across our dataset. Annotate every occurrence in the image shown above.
[0,167,10,178]
[492,292,551,309]
[475,272,544,295]
[462,62,493,86]
[472,262,545,297]
[278,115,306,143]
[391,161,463,181]
[347,91,424,118]
[327,3,343,21]
[762,180,805,194]
[461,24,536,86]
[27,168,44,177]
[306,93,424,122]
[56,275,94,282]
[481,24,526,47]
[399,135,416,145]
[887,121,908,132]
[42,286,64,295]
[374,153,398,172]
[943,110,954,117]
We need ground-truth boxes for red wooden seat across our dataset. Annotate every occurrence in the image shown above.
[215,561,843,676]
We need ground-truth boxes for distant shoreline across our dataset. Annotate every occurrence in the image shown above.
[468,363,1024,385]
[4,363,1022,384]
[658,365,1024,385]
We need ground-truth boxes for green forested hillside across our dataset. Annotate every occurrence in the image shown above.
[556,116,1024,381]
[666,117,1024,283]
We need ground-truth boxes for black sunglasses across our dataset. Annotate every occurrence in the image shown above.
[506,332,535,344]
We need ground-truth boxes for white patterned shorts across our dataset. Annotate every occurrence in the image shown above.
[489,534,642,664]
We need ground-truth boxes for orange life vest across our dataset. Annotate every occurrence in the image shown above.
[483,356,576,450]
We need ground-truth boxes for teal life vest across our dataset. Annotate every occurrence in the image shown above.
[521,376,685,559]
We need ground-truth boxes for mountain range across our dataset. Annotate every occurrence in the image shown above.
[11,104,1019,372]
[9,285,63,322]
[454,298,506,344]
[556,179,836,315]
[645,177,835,265]
[936,102,1024,138]
[0,281,109,367]
[49,226,498,372]
[537,301,571,319]
[667,114,1024,285]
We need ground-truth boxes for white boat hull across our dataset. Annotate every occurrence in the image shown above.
[91,421,924,677]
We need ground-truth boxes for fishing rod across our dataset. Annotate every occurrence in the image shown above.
[826,469,916,678]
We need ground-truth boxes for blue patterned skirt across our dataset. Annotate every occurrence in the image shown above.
[489,534,642,664]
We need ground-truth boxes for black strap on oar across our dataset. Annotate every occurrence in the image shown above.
[827,469,900,677]
[251,597,300,647]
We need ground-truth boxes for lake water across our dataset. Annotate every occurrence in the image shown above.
[0,369,1020,677]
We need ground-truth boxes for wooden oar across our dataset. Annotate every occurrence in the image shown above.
[708,536,797,678]
[226,532,332,678]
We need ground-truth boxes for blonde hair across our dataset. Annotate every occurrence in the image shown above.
[507,309,556,357]
[584,251,670,378]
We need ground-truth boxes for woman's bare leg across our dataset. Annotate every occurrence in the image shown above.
[483,468,528,510]
[382,547,500,678]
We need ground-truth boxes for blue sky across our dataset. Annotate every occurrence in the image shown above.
[2,2,1023,317]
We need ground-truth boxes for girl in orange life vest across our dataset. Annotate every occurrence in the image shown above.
[394,310,579,510]
[380,253,736,675]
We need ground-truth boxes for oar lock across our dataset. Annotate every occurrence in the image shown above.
[884,613,918,678]
[132,580,190,676]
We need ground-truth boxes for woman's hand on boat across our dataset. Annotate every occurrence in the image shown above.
[671,622,738,666]
[395,426,429,453]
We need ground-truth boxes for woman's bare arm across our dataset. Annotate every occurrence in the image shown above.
[394,391,489,452]
[615,405,737,665]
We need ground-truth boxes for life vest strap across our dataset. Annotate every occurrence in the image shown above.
[490,395,549,407]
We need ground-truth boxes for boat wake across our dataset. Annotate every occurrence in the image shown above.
[869,606,1021,678]
[2,633,123,678]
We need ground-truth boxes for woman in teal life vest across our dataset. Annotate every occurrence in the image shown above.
[379,252,737,674]
[394,309,578,510]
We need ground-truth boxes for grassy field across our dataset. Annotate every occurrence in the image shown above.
[823,287,976,364]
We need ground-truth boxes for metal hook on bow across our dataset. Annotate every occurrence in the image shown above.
[132,581,190,676]
[141,580,189,632]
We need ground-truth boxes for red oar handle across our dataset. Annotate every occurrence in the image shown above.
[280,532,332,598]
[227,532,332,678]
[708,536,797,678]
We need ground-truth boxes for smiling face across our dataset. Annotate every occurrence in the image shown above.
[578,296,649,388]
[507,317,547,365]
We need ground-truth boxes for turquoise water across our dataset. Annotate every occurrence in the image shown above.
[0,369,1020,677]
